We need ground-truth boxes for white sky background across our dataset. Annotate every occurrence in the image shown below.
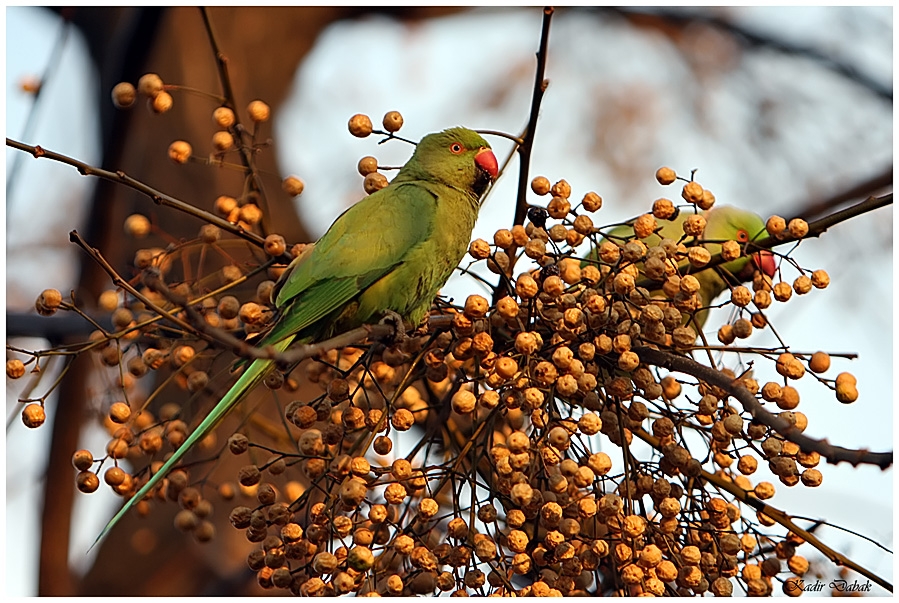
[5,6,894,596]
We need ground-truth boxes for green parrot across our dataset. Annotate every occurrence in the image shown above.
[594,205,776,329]
[94,127,499,545]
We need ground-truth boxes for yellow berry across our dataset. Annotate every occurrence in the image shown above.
[137,73,164,98]
[363,172,388,194]
[808,352,830,373]
[168,140,192,164]
[582,191,603,212]
[76,471,100,493]
[531,176,551,196]
[282,176,304,197]
[247,100,270,123]
[22,403,46,428]
[655,166,676,185]
[551,179,571,199]
[772,282,793,302]
[239,204,263,225]
[6,359,26,379]
[787,218,809,238]
[348,113,373,138]
[682,214,706,237]
[111,82,136,108]
[214,195,237,216]
[124,214,151,238]
[652,198,676,219]
[633,214,657,239]
[682,181,704,204]
[721,239,741,261]
[515,274,539,299]
[382,110,403,133]
[811,269,830,289]
[698,188,716,210]
[211,130,233,151]
[36,289,63,316]
[357,156,378,176]
[451,390,477,414]
[468,239,491,260]
[213,106,235,128]
[547,196,571,219]
[150,91,173,114]
[264,234,287,257]
[766,215,786,237]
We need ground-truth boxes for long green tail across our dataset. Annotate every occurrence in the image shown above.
[92,336,295,548]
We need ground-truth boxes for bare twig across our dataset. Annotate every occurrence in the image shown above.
[6,138,294,262]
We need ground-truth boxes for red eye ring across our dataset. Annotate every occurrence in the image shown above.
[736,229,749,242]
[450,142,465,154]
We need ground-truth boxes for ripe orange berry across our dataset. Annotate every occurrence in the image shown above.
[582,191,603,212]
[124,214,151,238]
[655,166,677,185]
[348,113,373,137]
[357,156,378,176]
[808,351,830,373]
[150,91,173,114]
[22,403,45,428]
[682,181,704,204]
[531,176,551,196]
[213,106,235,128]
[6,359,26,379]
[36,289,63,316]
[168,140,192,164]
[382,110,403,133]
[76,471,100,493]
[766,215,786,237]
[111,82,136,108]
[137,73,164,98]
[264,234,287,257]
[211,130,233,151]
[787,218,809,238]
[551,179,571,199]
[363,172,388,194]
[247,100,270,122]
[682,214,706,237]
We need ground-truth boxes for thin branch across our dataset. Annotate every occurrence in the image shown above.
[69,230,218,345]
[6,137,296,261]
[634,346,893,469]
[513,7,554,229]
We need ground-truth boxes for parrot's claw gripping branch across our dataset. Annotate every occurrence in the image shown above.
[377,309,407,344]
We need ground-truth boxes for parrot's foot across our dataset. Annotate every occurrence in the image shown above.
[378,310,406,344]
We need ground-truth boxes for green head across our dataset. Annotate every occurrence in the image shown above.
[702,206,776,278]
[397,127,498,198]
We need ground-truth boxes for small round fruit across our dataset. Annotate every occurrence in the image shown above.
[111,82,137,108]
[382,111,403,133]
[348,113,373,138]
[247,100,271,123]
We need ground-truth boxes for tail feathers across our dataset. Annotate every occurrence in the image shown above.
[91,336,295,549]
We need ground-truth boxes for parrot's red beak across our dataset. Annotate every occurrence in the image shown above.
[475,148,499,180]
[752,249,777,277]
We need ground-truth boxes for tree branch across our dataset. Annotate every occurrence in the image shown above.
[634,346,892,469]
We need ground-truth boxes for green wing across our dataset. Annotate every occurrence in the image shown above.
[264,182,439,344]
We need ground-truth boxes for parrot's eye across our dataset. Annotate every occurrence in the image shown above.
[449,142,465,154]
[736,229,749,242]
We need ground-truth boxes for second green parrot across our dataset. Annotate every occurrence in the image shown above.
[595,205,776,329]
[94,127,498,544]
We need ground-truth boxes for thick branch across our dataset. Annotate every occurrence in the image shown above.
[635,346,892,469]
